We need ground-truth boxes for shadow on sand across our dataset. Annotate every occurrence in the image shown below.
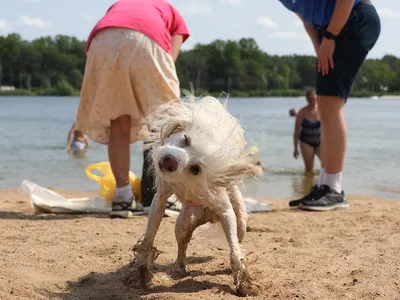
[0,211,108,221]
[46,256,236,300]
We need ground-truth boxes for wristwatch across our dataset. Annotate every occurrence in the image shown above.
[323,30,339,41]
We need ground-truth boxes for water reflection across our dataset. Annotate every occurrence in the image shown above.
[291,171,317,197]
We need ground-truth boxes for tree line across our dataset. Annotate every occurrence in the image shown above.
[0,33,399,97]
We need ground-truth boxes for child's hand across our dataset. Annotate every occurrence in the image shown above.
[65,145,71,153]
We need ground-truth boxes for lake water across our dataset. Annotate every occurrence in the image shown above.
[1,96,399,200]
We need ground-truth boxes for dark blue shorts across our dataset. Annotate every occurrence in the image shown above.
[316,2,381,101]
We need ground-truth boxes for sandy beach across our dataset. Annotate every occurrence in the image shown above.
[0,188,399,300]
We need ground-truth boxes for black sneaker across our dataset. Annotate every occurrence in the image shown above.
[299,185,349,211]
[110,196,145,218]
[289,185,324,207]
[164,195,182,217]
[142,196,182,217]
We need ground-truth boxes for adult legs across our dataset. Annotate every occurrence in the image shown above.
[299,142,316,174]
[298,96,348,211]
[315,143,324,185]
[315,145,321,161]
[289,142,320,207]
[317,96,346,193]
[295,2,380,210]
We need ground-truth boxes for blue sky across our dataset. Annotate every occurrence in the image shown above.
[0,0,399,58]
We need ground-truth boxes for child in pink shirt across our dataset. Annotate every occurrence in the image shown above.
[75,0,190,218]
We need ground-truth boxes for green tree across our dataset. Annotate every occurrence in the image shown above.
[0,59,3,86]
[1,32,399,97]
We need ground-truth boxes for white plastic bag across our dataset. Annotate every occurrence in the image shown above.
[18,180,270,214]
[19,180,110,214]
[243,197,270,213]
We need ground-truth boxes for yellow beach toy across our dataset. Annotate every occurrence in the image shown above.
[248,146,260,155]
[85,162,142,203]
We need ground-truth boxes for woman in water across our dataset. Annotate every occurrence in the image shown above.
[293,89,321,173]
[66,123,90,156]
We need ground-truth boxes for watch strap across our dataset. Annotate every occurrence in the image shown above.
[324,30,339,41]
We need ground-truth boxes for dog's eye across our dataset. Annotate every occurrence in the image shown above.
[181,134,191,147]
[190,164,200,175]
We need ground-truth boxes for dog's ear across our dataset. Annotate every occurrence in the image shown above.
[160,121,184,142]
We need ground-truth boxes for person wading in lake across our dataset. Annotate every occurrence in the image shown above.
[292,89,321,173]
[66,123,90,156]
[278,0,381,211]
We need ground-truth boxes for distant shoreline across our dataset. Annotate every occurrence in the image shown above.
[0,89,81,97]
[1,88,400,98]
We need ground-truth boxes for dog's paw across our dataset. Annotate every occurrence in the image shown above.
[138,264,153,287]
[128,238,162,288]
[168,262,187,279]
[132,239,162,268]
[236,281,262,297]
[234,258,262,297]
[125,261,154,289]
[235,270,262,297]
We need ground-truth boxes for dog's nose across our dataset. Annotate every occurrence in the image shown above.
[159,155,178,172]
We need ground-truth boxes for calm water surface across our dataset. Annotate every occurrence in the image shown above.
[1,96,399,199]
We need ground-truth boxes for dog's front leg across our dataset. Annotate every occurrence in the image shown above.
[219,200,243,284]
[143,188,171,245]
[218,192,258,296]
[227,183,248,243]
[132,187,171,287]
[175,205,210,272]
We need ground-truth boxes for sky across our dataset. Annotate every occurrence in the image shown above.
[0,0,399,58]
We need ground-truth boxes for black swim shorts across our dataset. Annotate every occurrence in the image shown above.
[316,2,381,101]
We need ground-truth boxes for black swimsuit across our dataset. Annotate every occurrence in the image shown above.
[299,119,321,149]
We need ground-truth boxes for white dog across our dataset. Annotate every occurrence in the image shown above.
[131,96,260,296]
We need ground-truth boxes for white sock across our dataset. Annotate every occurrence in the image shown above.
[323,172,342,193]
[115,184,133,201]
[317,168,325,187]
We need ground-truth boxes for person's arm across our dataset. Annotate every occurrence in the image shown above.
[326,0,355,36]
[169,4,189,62]
[171,34,184,62]
[66,126,74,144]
[66,125,74,151]
[84,136,91,148]
[318,0,355,75]
[296,13,320,56]
[293,109,303,159]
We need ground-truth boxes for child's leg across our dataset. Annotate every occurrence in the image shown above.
[108,115,131,189]
[109,115,144,218]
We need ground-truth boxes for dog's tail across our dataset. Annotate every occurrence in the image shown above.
[227,184,248,244]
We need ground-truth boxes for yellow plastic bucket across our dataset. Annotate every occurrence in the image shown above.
[85,162,142,203]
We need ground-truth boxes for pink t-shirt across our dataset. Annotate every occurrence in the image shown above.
[85,0,190,54]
